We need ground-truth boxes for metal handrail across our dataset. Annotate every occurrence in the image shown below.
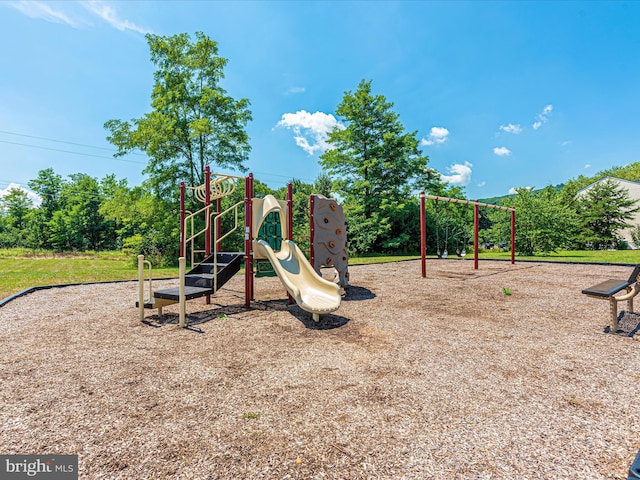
[137,255,153,322]
[213,200,243,247]
[184,204,211,269]
[210,200,243,291]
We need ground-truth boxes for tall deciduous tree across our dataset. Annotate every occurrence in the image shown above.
[1,187,32,230]
[105,32,252,198]
[27,168,63,248]
[506,186,578,255]
[0,187,33,248]
[47,174,115,251]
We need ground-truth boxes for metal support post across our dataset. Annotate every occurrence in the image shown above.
[474,201,479,270]
[179,257,186,328]
[420,192,426,278]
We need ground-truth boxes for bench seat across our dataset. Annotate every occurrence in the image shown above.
[582,279,630,298]
[582,265,640,332]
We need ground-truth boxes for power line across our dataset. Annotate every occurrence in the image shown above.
[0,129,323,184]
[0,140,147,165]
[0,131,321,187]
[0,129,146,156]
[0,140,317,184]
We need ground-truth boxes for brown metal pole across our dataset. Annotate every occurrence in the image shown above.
[511,208,516,264]
[249,174,254,301]
[420,192,426,278]
[286,183,293,304]
[204,166,211,258]
[204,166,211,305]
[309,194,315,268]
[474,201,479,270]
[287,183,293,241]
[244,174,253,308]
[179,182,185,259]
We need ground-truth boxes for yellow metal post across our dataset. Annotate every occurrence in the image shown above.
[138,255,145,322]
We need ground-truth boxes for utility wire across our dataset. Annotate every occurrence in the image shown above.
[0,140,147,164]
[0,139,317,183]
[0,129,146,155]
[0,130,321,186]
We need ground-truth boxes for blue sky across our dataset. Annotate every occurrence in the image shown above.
[1,1,640,204]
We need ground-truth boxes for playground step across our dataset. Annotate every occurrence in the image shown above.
[187,252,243,290]
[185,273,215,288]
[194,262,230,274]
[141,252,244,307]
[153,285,213,301]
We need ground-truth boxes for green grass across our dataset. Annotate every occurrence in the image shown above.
[0,249,177,300]
[350,254,420,265]
[0,248,637,302]
[476,249,640,264]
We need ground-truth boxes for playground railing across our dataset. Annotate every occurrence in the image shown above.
[212,200,243,290]
[184,205,211,269]
[137,254,153,322]
[137,254,187,326]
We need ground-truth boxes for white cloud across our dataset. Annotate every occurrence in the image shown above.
[0,183,42,207]
[499,123,522,134]
[584,163,591,169]
[276,110,343,155]
[9,1,80,27]
[440,161,472,186]
[493,146,511,156]
[508,186,533,195]
[421,127,449,146]
[285,87,305,95]
[81,1,151,33]
[533,104,553,130]
[560,140,572,146]
[477,181,486,187]
[9,1,150,33]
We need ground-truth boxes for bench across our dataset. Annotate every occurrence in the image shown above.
[582,264,640,332]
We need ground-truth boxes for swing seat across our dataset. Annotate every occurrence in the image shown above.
[582,265,640,332]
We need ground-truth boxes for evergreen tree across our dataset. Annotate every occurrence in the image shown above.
[320,79,436,254]
[576,178,639,249]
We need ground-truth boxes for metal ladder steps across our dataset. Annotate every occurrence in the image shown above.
[185,273,216,288]
[193,262,231,274]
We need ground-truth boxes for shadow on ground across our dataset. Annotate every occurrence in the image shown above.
[342,285,375,302]
[142,298,351,331]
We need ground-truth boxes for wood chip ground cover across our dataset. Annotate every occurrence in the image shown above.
[0,260,639,479]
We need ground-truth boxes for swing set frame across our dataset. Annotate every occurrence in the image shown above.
[419,192,515,277]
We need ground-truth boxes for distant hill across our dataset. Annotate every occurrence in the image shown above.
[479,184,563,206]
[477,162,640,204]
[562,162,640,194]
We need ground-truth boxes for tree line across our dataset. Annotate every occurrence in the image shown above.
[1,32,639,262]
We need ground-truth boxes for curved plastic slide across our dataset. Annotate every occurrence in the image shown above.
[253,239,341,319]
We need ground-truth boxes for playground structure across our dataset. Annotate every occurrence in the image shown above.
[419,192,516,277]
[309,194,349,289]
[138,169,343,327]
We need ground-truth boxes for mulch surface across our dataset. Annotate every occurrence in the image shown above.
[1,259,639,479]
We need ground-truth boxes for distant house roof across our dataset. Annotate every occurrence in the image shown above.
[576,176,640,196]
